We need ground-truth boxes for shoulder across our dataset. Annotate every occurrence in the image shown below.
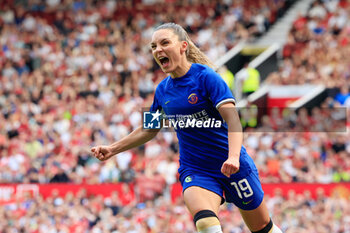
[157,75,171,87]
[191,63,219,83]
[192,63,214,74]
[154,76,171,95]
[194,64,222,85]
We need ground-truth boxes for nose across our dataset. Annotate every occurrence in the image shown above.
[153,45,162,55]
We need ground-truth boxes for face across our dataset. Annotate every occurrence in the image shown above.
[150,29,188,75]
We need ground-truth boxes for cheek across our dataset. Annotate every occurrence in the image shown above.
[168,47,180,61]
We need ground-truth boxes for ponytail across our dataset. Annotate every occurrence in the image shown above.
[155,23,216,69]
[186,40,216,69]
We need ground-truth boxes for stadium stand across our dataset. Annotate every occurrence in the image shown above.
[0,0,349,232]
[266,0,349,96]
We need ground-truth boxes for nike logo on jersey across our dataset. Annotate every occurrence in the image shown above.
[242,199,253,205]
[165,100,170,105]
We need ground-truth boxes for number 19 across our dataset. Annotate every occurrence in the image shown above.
[231,178,253,199]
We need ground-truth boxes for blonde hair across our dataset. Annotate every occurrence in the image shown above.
[155,23,216,69]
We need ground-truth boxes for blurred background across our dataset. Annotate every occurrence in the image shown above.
[0,0,349,232]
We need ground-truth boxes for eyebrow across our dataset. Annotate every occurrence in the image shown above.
[150,38,169,46]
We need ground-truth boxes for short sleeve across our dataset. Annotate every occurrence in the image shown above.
[150,87,163,112]
[205,69,235,109]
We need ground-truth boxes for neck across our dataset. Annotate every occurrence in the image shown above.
[170,60,192,78]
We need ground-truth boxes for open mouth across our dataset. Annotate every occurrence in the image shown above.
[159,57,170,68]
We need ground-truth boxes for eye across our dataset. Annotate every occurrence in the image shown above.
[150,45,156,50]
[162,41,169,45]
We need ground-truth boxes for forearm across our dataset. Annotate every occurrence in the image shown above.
[227,128,243,159]
[109,126,159,154]
[219,103,243,159]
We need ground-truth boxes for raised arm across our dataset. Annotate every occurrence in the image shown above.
[91,126,160,161]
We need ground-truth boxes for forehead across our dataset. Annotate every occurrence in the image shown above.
[151,29,177,43]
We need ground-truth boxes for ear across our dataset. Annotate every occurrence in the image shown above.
[180,41,188,54]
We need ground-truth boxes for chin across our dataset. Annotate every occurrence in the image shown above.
[162,67,174,74]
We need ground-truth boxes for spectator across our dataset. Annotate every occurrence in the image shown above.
[0,1,348,232]
[1,188,350,232]
[334,85,350,106]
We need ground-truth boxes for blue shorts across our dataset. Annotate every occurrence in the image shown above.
[179,168,264,211]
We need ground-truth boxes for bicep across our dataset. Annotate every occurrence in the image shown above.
[218,102,239,123]
[218,103,242,134]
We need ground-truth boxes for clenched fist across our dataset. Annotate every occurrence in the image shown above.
[91,145,114,161]
[221,157,240,178]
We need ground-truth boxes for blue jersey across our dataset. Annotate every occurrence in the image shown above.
[150,63,254,178]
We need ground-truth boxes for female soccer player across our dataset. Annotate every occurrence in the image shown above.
[91,23,282,233]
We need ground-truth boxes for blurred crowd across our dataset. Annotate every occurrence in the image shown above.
[266,0,350,106]
[244,131,349,183]
[0,0,295,185]
[251,0,350,185]
[1,187,350,233]
[240,105,347,132]
[0,0,350,232]
[0,0,349,202]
